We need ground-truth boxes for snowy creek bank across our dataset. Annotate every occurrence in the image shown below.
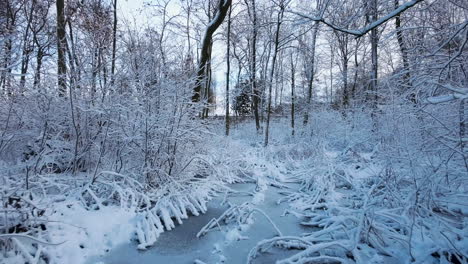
[88,180,309,264]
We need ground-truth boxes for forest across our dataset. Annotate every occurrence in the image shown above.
[0,0,467,263]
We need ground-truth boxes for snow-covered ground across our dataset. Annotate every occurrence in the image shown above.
[2,115,467,264]
[89,179,308,264]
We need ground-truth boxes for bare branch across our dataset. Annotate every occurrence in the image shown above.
[290,0,424,38]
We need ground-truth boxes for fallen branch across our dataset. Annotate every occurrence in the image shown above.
[0,234,65,246]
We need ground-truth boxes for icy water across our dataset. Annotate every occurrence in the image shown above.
[88,181,309,264]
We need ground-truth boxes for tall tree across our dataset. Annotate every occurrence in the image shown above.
[32,0,54,89]
[264,1,286,147]
[302,21,319,125]
[225,5,231,136]
[1,0,22,94]
[369,0,378,107]
[394,0,414,103]
[290,51,297,136]
[192,0,231,103]
[110,0,117,85]
[245,0,261,132]
[56,0,67,96]
[335,31,350,107]
[19,0,36,90]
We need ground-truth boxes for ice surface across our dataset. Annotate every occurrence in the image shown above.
[89,180,310,264]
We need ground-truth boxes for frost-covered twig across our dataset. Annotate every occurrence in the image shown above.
[0,233,65,245]
[247,208,283,236]
[246,236,313,263]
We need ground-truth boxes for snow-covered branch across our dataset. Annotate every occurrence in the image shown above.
[290,0,424,38]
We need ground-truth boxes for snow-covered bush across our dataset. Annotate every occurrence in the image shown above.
[246,102,467,263]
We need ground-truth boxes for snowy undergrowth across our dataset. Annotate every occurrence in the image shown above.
[250,152,467,263]
[244,111,467,264]
[2,173,165,264]
[2,108,466,264]
[0,133,256,264]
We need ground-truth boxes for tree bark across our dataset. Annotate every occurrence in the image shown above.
[1,1,20,95]
[67,20,80,90]
[394,0,415,103]
[350,40,360,105]
[303,22,319,125]
[335,32,350,108]
[290,53,296,136]
[111,0,117,85]
[33,48,43,89]
[251,0,260,132]
[192,0,231,103]
[342,51,349,107]
[56,0,67,96]
[225,5,231,136]
[20,0,36,91]
[369,0,378,108]
[264,3,285,147]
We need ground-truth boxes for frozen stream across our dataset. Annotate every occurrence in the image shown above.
[89,180,309,264]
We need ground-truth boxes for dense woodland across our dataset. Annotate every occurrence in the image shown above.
[0,0,467,263]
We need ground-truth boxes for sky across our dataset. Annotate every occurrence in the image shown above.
[119,0,146,18]
[118,0,151,27]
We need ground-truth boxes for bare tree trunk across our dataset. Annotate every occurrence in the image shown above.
[290,53,296,136]
[279,52,285,110]
[91,47,98,101]
[101,52,108,99]
[342,49,349,107]
[264,3,285,147]
[192,0,231,103]
[370,0,378,108]
[56,0,67,96]
[274,55,280,107]
[245,0,260,132]
[1,34,13,95]
[350,39,361,105]
[33,48,43,89]
[202,40,213,118]
[20,0,36,91]
[111,0,117,86]
[67,20,81,91]
[225,5,231,136]
[98,47,103,92]
[394,0,414,102]
[303,22,319,125]
[335,30,351,108]
[1,1,19,95]
[185,0,193,55]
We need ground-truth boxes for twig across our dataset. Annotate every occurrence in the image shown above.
[1,234,66,246]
